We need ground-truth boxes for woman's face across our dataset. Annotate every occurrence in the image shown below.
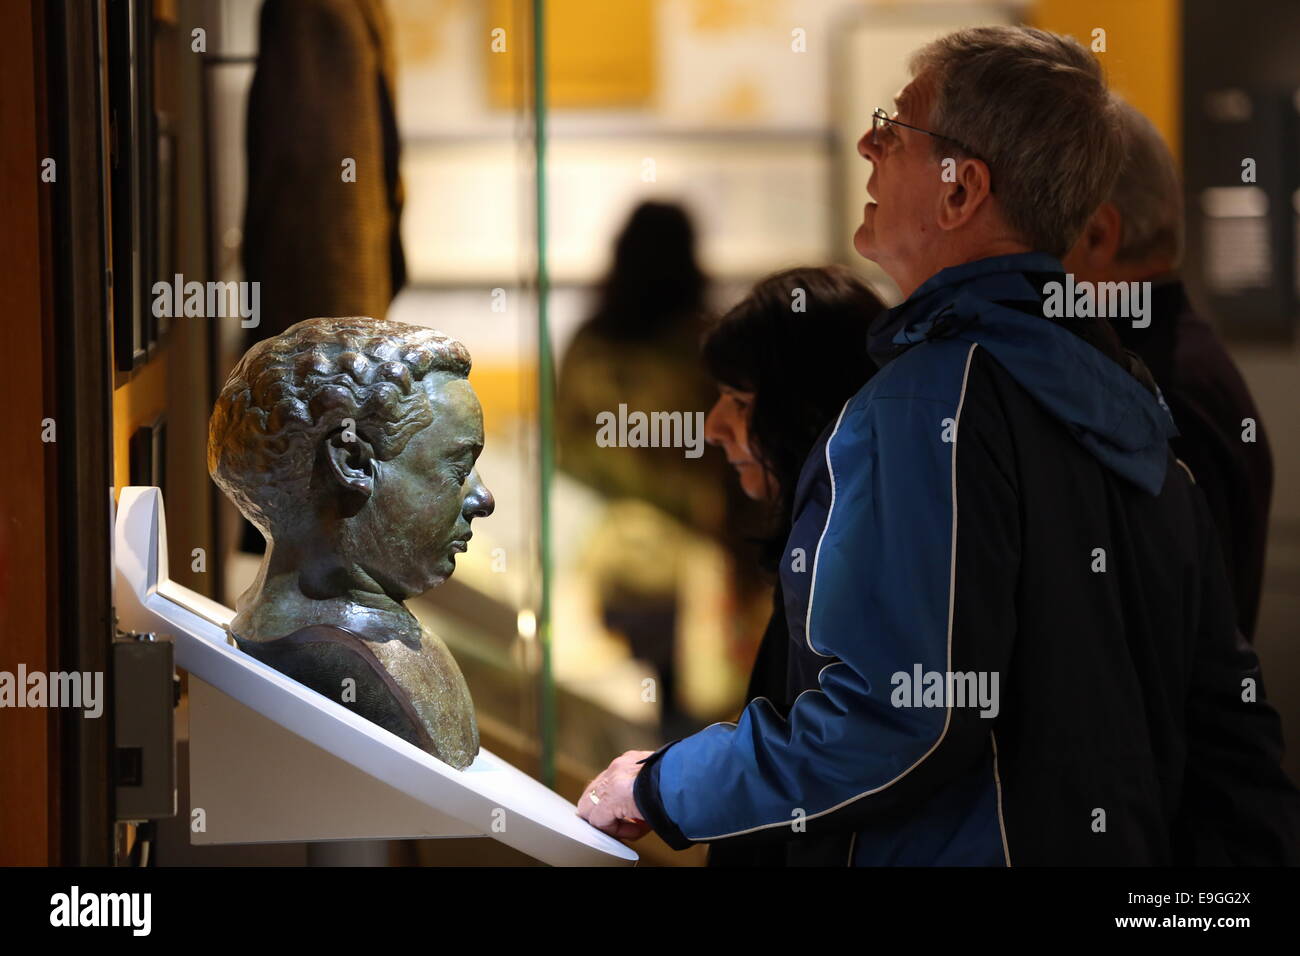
[704,385,777,501]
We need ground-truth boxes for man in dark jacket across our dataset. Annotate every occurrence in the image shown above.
[578,26,1300,865]
[1063,99,1273,642]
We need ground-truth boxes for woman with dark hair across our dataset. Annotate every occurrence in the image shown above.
[704,264,884,574]
[700,264,884,865]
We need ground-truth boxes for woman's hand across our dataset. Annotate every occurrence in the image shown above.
[577,750,656,841]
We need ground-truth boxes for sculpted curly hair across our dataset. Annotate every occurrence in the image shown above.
[208,317,471,535]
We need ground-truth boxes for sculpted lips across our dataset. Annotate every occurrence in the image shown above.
[450,531,472,553]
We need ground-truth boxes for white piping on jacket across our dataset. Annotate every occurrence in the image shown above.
[803,397,853,658]
[991,729,1011,866]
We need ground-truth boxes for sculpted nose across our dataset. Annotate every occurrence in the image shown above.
[464,470,494,519]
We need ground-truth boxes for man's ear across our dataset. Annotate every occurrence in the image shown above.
[323,426,376,501]
[1064,201,1122,275]
[935,156,993,232]
[1089,201,1123,265]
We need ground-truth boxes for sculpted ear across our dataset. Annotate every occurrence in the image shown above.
[324,426,376,500]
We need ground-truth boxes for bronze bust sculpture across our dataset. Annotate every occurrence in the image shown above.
[208,317,493,769]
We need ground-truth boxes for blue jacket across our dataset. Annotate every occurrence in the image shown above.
[633,253,1300,865]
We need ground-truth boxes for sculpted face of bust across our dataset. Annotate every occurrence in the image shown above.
[318,373,493,599]
[207,317,493,768]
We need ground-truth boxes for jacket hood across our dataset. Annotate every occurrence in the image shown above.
[868,253,1178,495]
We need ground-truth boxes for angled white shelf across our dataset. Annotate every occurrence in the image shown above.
[114,486,636,866]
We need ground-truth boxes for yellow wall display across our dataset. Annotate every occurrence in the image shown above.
[1033,0,1181,162]
[487,0,655,108]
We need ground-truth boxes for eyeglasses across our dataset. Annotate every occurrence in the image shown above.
[871,106,985,165]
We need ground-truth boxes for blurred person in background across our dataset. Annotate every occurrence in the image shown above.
[699,264,885,865]
[1063,98,1273,643]
[556,200,756,738]
[557,201,721,529]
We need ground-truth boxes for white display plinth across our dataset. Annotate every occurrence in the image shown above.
[114,487,636,866]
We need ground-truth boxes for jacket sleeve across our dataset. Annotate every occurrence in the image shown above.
[1173,488,1300,864]
[634,346,1019,851]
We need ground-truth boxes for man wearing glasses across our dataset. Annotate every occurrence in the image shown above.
[582,25,1300,865]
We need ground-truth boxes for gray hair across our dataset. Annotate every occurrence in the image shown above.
[910,26,1122,259]
[209,316,471,535]
[1109,98,1183,267]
